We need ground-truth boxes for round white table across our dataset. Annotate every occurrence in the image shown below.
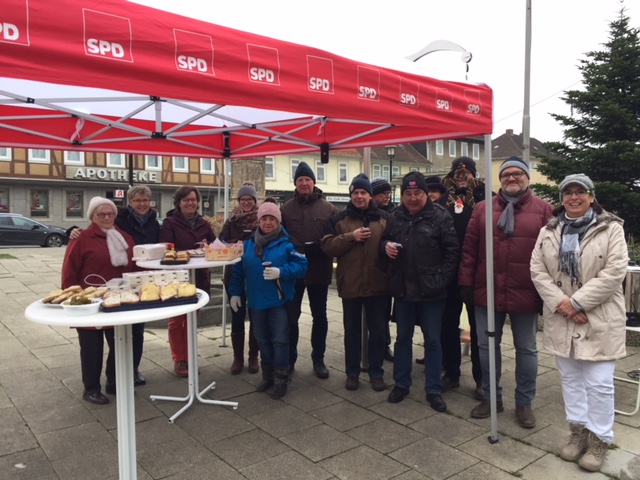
[24,291,209,480]
[136,257,242,421]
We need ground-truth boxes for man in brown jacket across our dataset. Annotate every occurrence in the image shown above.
[321,174,390,392]
[281,162,338,378]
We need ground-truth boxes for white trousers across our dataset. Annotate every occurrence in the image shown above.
[555,355,615,443]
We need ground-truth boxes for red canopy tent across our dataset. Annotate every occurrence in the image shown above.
[0,0,492,157]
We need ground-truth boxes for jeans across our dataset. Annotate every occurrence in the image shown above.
[393,299,445,394]
[342,296,387,379]
[440,284,463,380]
[227,290,248,334]
[250,306,290,370]
[287,282,329,365]
[475,307,539,405]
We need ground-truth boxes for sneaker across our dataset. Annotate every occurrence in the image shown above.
[470,399,504,419]
[440,376,460,393]
[370,377,386,392]
[426,393,447,413]
[515,404,536,428]
[345,376,359,391]
[174,361,188,377]
[387,386,410,403]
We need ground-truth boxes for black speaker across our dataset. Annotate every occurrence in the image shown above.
[320,142,329,164]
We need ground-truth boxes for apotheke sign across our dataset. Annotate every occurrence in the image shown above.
[66,166,160,183]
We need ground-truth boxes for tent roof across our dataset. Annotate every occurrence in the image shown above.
[0,0,493,157]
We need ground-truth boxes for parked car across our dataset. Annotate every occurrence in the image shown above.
[0,213,69,247]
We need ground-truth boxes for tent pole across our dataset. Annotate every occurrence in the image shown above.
[219,157,231,347]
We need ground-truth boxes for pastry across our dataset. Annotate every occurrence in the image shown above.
[160,282,178,301]
[139,282,160,302]
[51,291,74,304]
[42,289,63,303]
[102,291,121,308]
[120,290,140,304]
[178,282,197,298]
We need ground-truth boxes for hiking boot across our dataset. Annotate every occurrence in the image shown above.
[345,376,359,391]
[560,423,589,462]
[515,404,536,428]
[470,399,504,419]
[271,367,290,400]
[426,394,447,413]
[256,363,274,392]
[578,431,609,472]
[230,332,244,375]
[440,376,460,393]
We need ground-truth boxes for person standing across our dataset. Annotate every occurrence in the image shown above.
[531,174,628,472]
[281,162,337,378]
[321,174,390,392]
[159,186,216,378]
[229,201,308,399]
[459,156,554,428]
[371,176,395,362]
[383,172,459,412]
[219,182,260,375]
[62,197,135,404]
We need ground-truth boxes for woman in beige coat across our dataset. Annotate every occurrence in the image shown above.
[530,174,628,473]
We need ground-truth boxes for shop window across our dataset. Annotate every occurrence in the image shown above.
[66,191,84,218]
[30,190,49,217]
[0,189,9,212]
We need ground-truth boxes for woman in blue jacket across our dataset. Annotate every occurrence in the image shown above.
[229,200,307,399]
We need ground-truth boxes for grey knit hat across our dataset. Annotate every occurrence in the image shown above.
[499,156,530,179]
[371,177,392,196]
[237,182,258,201]
[558,173,595,201]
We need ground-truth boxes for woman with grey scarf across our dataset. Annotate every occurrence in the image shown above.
[531,174,628,473]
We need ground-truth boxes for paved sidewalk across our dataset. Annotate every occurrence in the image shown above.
[1,247,639,479]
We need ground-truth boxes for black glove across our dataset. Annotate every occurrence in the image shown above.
[304,241,321,256]
[459,286,474,306]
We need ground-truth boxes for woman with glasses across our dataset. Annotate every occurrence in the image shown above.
[219,182,261,375]
[531,174,628,472]
[160,186,216,377]
[61,197,135,404]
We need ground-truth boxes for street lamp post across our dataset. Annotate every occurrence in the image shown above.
[386,145,396,201]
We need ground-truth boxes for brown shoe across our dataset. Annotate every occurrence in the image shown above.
[370,377,386,392]
[230,356,244,375]
[174,361,188,377]
[345,376,359,391]
[515,404,536,428]
[474,383,484,401]
[578,431,609,472]
[470,399,504,419]
[560,423,589,462]
[441,376,460,392]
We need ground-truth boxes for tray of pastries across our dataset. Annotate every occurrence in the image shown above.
[100,280,198,312]
[39,285,108,307]
[160,249,190,265]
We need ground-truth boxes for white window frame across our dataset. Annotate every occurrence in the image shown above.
[145,155,162,171]
[435,140,444,156]
[529,160,537,171]
[290,158,300,180]
[338,162,348,184]
[200,158,215,174]
[0,147,12,161]
[28,149,50,164]
[461,142,469,157]
[472,143,480,160]
[382,165,390,181]
[64,151,85,165]
[448,140,456,157]
[315,162,326,183]
[107,153,125,168]
[265,157,275,180]
[410,167,419,172]
[392,165,400,179]
[172,156,188,173]
[372,164,381,178]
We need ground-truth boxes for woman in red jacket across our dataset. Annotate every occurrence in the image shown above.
[62,197,135,405]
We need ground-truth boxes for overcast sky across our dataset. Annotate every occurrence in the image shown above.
[134,0,638,143]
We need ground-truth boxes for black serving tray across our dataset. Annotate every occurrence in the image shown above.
[160,259,190,265]
[100,293,199,313]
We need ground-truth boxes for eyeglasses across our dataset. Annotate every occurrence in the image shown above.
[239,197,256,203]
[181,198,198,203]
[562,189,590,198]
[500,171,526,181]
[95,212,115,218]
[131,198,150,204]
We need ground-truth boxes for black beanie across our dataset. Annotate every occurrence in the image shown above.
[401,172,428,194]
[349,173,373,196]
[425,176,447,194]
[371,177,392,196]
[451,156,477,176]
[294,161,316,183]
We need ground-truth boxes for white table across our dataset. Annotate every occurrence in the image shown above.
[615,325,640,416]
[137,257,241,421]
[24,292,209,480]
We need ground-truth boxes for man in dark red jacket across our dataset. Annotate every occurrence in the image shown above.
[459,156,554,429]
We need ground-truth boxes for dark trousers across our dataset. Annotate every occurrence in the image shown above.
[287,282,329,366]
[78,328,115,395]
[132,323,144,371]
[383,295,393,347]
[342,296,386,379]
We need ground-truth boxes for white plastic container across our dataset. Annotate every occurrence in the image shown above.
[62,299,101,316]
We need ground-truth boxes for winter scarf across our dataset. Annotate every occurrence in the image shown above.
[443,175,483,208]
[104,227,130,267]
[559,207,596,285]
[227,205,259,237]
[497,191,525,237]
[254,225,283,259]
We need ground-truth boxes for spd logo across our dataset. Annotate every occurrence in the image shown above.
[83,9,133,63]
[174,29,214,77]
[0,0,29,46]
[399,78,419,107]
[357,66,380,102]
[247,44,280,86]
[435,89,453,112]
[464,89,482,115]
[307,56,334,94]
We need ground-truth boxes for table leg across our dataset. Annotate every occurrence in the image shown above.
[114,324,137,480]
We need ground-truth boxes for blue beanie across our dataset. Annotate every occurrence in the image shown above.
[499,156,530,179]
[349,173,373,196]
[294,161,316,183]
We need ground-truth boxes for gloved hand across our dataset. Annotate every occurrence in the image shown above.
[229,296,242,312]
[263,267,281,280]
[459,286,474,306]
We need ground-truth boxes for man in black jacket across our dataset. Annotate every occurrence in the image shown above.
[382,172,459,412]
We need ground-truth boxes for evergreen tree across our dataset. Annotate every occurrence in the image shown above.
[534,3,640,237]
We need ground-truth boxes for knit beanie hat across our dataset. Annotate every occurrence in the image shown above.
[558,173,595,201]
[425,176,447,194]
[237,181,258,201]
[371,177,392,196]
[257,201,281,222]
[349,173,373,196]
[499,156,530,179]
[401,171,428,194]
[294,161,316,183]
[87,196,117,218]
[451,156,477,176]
